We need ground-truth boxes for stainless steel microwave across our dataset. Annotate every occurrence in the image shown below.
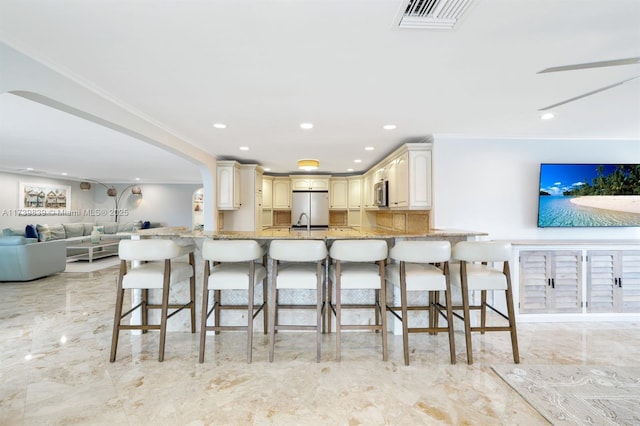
[374,180,388,207]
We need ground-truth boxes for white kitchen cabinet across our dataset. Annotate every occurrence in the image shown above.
[254,170,263,230]
[362,172,374,209]
[272,177,291,209]
[220,164,262,231]
[348,177,361,209]
[387,152,409,208]
[372,165,387,184]
[291,176,330,191]
[262,176,273,209]
[512,241,640,322]
[217,161,241,210]
[518,250,582,314]
[366,143,432,210]
[587,250,640,313]
[330,178,348,209]
[408,148,432,209]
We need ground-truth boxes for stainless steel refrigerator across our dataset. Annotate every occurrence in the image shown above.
[291,191,329,228]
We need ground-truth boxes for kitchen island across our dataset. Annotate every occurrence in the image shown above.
[135,226,487,241]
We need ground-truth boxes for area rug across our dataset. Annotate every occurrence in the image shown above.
[492,365,640,425]
[65,257,120,273]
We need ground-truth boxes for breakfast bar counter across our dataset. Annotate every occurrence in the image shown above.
[134,226,487,241]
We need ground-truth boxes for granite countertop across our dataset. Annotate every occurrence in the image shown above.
[135,226,487,240]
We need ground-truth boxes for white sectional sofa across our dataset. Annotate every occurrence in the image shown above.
[1,221,163,245]
[1,221,164,278]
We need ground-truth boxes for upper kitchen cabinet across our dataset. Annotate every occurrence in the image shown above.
[217,161,241,210]
[348,177,362,209]
[369,143,432,210]
[371,164,387,184]
[408,146,432,209]
[362,172,374,210]
[262,176,273,209]
[387,151,409,208]
[330,178,348,209]
[272,177,291,209]
[388,144,432,210]
[221,164,263,231]
[291,175,330,191]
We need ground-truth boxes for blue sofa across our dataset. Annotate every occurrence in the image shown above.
[0,236,67,282]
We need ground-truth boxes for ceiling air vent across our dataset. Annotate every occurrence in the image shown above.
[397,0,473,30]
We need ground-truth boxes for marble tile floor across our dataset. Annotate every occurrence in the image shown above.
[1,267,639,425]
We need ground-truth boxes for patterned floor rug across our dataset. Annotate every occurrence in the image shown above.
[492,365,640,425]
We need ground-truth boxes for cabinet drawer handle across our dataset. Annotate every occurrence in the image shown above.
[551,278,555,289]
[618,277,622,288]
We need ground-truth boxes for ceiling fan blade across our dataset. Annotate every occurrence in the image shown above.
[538,75,640,111]
[538,57,640,74]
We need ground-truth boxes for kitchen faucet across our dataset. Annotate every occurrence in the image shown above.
[296,212,310,234]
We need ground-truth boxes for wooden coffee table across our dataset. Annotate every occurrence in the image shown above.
[66,240,120,263]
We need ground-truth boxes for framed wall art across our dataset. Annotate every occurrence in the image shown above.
[19,181,71,210]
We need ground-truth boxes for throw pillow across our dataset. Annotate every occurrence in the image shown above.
[48,224,66,241]
[36,224,51,242]
[25,224,38,239]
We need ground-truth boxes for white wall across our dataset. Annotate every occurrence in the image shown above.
[93,183,201,227]
[432,136,640,240]
[1,172,201,230]
[0,172,94,228]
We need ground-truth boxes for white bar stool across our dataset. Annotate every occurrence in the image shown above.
[110,239,196,362]
[451,241,519,365]
[328,239,388,361]
[199,239,268,363]
[268,240,328,362]
[386,240,456,365]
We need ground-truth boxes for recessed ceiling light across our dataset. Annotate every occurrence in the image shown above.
[354,159,362,163]
[135,177,140,181]
[300,123,314,130]
[383,124,397,130]
[213,123,227,129]
[347,168,354,172]
[541,112,554,120]
[61,172,68,176]
[26,167,34,171]
[365,146,375,151]
[239,146,250,151]
[263,168,271,172]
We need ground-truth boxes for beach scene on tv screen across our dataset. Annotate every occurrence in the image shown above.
[538,164,640,227]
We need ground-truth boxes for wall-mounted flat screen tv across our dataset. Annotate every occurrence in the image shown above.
[538,164,640,227]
